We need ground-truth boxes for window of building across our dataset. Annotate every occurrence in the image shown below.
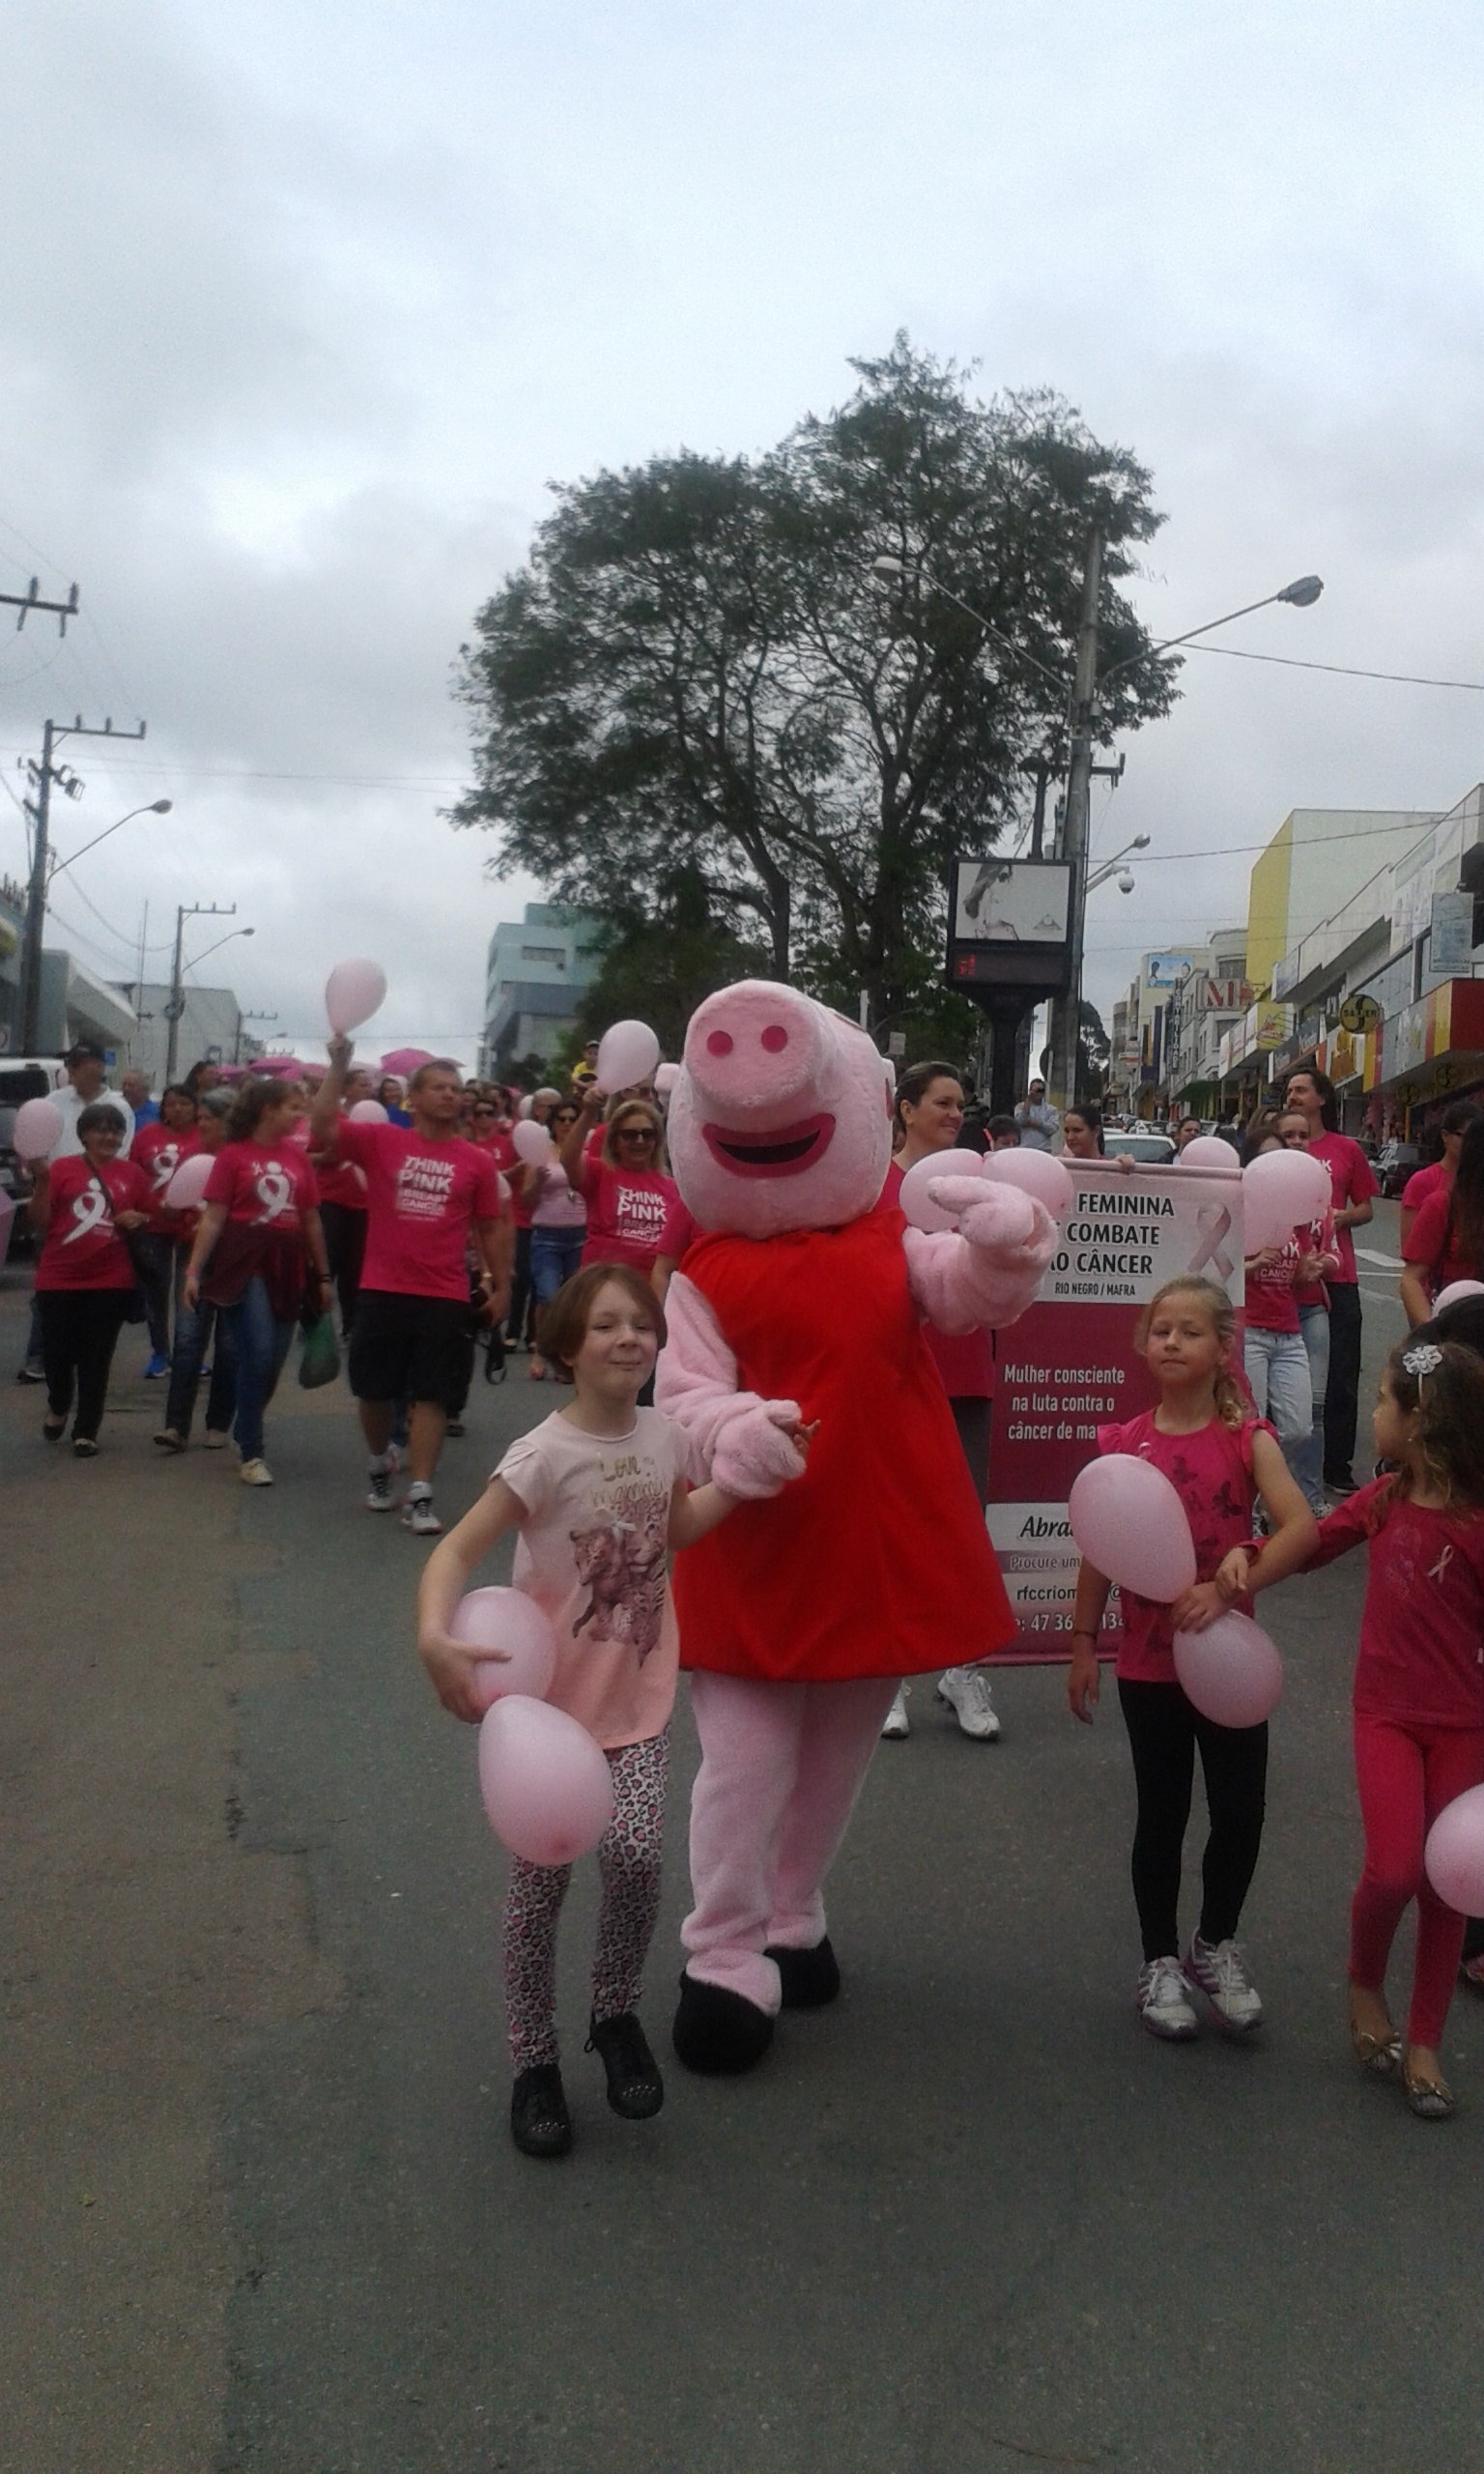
[521,945,567,967]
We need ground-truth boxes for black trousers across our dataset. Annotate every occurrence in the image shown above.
[38,1289,131,1441]
[506,1226,537,1345]
[320,1202,368,1336]
[1118,1678,1269,1962]
[1323,1281,1363,1484]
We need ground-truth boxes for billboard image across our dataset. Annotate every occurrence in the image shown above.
[952,859,1072,946]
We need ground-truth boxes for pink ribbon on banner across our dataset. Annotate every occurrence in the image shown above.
[1187,1200,1236,1282]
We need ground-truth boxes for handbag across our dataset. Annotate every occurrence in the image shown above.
[93,1172,149,1323]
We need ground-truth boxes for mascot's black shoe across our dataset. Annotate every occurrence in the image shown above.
[671,1972,775,2074]
[766,1936,842,2008]
[510,2063,573,2158]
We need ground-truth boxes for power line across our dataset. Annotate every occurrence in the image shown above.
[1185,643,1484,692]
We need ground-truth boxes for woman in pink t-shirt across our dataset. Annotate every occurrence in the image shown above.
[561,1092,679,1280]
[28,1099,151,1453]
[1069,1276,1317,2043]
[1401,1118,1484,1327]
[1241,1117,1336,1491]
[1399,1100,1481,1248]
[879,1060,1002,1744]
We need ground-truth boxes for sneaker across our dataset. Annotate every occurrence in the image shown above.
[203,1428,228,1451]
[240,1457,274,1486]
[509,2062,572,2158]
[16,1359,44,1384]
[1184,1932,1264,2032]
[935,1666,1002,1740]
[1137,1956,1199,2040]
[144,1352,169,1380]
[880,1684,911,1739]
[71,1435,100,1459]
[402,1488,442,1536]
[586,2011,664,2119]
[365,1457,396,1511]
[153,1427,187,1453]
[1325,1471,1358,1498]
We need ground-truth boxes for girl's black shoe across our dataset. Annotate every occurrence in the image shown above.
[586,2011,664,2118]
[509,2064,572,2158]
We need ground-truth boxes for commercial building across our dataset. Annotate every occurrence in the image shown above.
[0,876,138,1059]
[480,902,602,1078]
[1108,931,1247,1121]
[118,983,262,1089]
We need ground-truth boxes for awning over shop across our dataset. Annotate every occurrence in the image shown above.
[1375,977,1484,1108]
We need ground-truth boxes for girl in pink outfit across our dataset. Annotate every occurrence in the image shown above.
[1242,1116,1340,1498]
[417,1262,811,2160]
[1229,1336,1484,2119]
[1069,1278,1317,2043]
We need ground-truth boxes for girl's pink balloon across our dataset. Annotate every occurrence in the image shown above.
[1424,1784,1484,1913]
[325,958,387,1038]
[899,1147,987,1233]
[512,1119,554,1166]
[596,1020,661,1092]
[1174,1612,1284,1728]
[349,1098,388,1124]
[164,1151,214,1209]
[1069,1454,1197,1601]
[983,1147,1075,1219]
[1181,1136,1239,1170]
[13,1096,62,1161]
[452,1587,558,1712]
[1434,1280,1484,1314]
[382,1047,433,1077]
[1241,1148,1331,1250]
[516,1094,534,1119]
[477,1695,614,1865]
[654,1061,680,1097]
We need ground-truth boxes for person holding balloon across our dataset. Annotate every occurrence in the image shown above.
[416,1262,814,2159]
[1068,1276,1318,2041]
[1240,1120,1338,1491]
[26,1100,152,1454]
[1228,1337,1484,2117]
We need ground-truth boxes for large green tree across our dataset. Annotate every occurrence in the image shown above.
[452,338,1178,1026]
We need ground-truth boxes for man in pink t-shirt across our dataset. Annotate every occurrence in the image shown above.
[1285,1068,1378,1495]
[313,1040,513,1535]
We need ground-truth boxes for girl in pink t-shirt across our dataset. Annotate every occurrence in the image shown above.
[1068,1277,1317,2044]
[418,1261,811,2160]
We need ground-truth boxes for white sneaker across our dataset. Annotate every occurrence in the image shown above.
[935,1666,1002,1740]
[240,1457,274,1487]
[1185,1933,1265,2033]
[203,1428,229,1451]
[401,1488,442,1537]
[1136,1956,1198,2041]
[880,1684,910,1739]
[365,1458,395,1511]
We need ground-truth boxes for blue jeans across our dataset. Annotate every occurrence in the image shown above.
[1294,1302,1329,1512]
[220,1276,296,1462]
[1243,1324,1312,1473]
[165,1287,238,1439]
[529,1224,585,1308]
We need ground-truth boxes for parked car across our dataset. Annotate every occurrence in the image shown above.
[1376,1137,1422,1199]
[1102,1129,1178,1165]
[0,1061,64,1259]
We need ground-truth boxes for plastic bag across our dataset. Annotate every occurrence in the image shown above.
[298,1310,341,1390]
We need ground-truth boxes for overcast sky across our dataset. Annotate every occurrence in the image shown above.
[4,0,1481,1068]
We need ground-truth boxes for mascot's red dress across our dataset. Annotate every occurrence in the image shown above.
[657,982,1056,2072]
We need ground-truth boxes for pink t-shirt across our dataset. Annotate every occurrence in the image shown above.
[1096,1408,1272,1685]
[1305,1479,1484,1728]
[205,1140,318,1228]
[335,1118,504,1302]
[528,1160,587,1231]
[1244,1232,1302,1334]
[1403,1190,1479,1300]
[1401,1161,1449,1220]
[132,1122,199,1236]
[1309,1132,1378,1285]
[882,1160,993,1395]
[36,1156,151,1291]
[581,1163,680,1274]
[495,1407,688,1748]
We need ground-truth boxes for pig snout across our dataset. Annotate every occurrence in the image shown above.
[683,985,829,1117]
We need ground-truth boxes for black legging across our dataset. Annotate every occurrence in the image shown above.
[37,1289,132,1442]
[506,1226,538,1346]
[1118,1678,1269,1961]
[1323,1281,1363,1485]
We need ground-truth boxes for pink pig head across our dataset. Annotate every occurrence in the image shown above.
[668,981,895,1236]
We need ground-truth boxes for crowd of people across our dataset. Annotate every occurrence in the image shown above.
[12,1032,1484,2149]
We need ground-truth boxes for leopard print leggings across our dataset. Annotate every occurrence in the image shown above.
[502,1727,671,2071]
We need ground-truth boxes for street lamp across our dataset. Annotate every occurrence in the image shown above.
[164,904,252,1081]
[47,798,173,884]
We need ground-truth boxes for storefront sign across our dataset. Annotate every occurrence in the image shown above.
[1255,999,1292,1050]
[1431,891,1476,975]
[987,1160,1245,1659]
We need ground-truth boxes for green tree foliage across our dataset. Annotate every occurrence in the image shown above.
[574,867,771,1063]
[452,337,1178,1026]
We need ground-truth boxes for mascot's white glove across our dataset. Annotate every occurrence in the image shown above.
[904,1178,1057,1333]
[709,1398,809,1500]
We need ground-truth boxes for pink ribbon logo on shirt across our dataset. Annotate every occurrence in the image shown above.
[1187,1202,1236,1283]
[62,1187,110,1246]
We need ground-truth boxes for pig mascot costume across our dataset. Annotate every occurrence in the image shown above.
[657,981,1057,2073]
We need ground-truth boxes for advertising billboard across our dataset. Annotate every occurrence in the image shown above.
[951,859,1072,947]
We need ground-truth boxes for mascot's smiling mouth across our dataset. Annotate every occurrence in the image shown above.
[701,1113,836,1178]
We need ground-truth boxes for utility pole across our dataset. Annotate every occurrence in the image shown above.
[1047,528,1103,1114]
[236,1008,277,1066]
[18,712,148,1053]
[166,902,236,1081]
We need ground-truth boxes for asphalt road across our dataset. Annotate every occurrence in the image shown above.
[9,1204,1484,2474]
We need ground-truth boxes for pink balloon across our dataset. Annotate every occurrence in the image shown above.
[1434,1280,1484,1314]
[1242,1148,1331,1250]
[349,1098,388,1124]
[1181,1136,1240,1169]
[477,1695,614,1865]
[1174,1613,1284,1728]
[1424,1783,1484,1913]
[983,1146,1075,1219]
[511,1119,554,1166]
[654,1061,680,1097]
[596,1020,661,1091]
[164,1151,214,1209]
[1069,1454,1197,1601]
[899,1147,986,1233]
[451,1587,558,1712]
[13,1096,62,1161]
[325,958,387,1038]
